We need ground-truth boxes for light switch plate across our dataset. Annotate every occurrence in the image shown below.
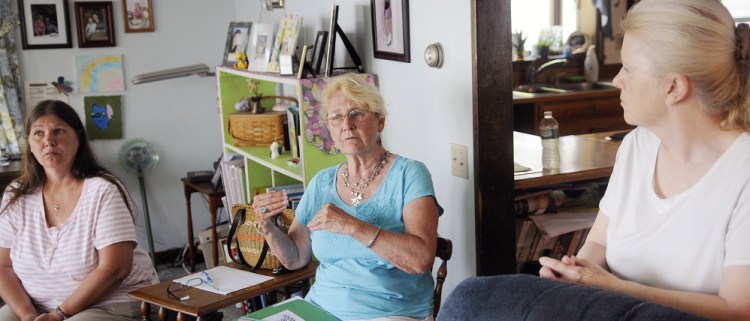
[451,143,469,179]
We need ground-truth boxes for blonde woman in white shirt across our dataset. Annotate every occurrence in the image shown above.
[0,100,157,321]
[538,0,750,320]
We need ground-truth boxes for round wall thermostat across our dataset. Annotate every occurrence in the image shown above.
[424,43,444,68]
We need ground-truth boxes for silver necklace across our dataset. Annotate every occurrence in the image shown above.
[342,151,390,206]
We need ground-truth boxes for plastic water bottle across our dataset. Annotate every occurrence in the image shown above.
[539,111,560,170]
[584,45,599,83]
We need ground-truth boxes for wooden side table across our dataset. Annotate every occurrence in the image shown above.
[128,262,317,321]
[181,178,225,271]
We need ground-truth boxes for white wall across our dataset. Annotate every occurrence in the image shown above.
[235,0,477,295]
[17,1,235,254]
[17,0,478,297]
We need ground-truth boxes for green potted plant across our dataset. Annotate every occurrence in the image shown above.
[536,28,561,59]
[513,30,527,61]
[535,40,551,60]
[246,78,264,114]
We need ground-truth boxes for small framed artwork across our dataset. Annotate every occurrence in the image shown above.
[17,0,73,49]
[74,1,116,48]
[246,23,274,72]
[223,21,253,67]
[122,0,154,33]
[370,0,410,63]
[310,31,328,76]
[84,95,123,140]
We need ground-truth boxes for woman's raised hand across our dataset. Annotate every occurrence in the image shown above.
[252,191,288,232]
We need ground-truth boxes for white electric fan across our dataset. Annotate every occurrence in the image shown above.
[119,139,160,269]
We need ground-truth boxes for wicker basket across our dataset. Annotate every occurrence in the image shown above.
[228,111,286,147]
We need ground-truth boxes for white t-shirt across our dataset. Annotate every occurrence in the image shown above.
[0,177,158,309]
[601,126,750,294]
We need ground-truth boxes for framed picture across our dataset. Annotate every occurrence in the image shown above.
[370,0,410,63]
[74,1,116,48]
[223,21,253,67]
[122,0,154,33]
[17,0,73,49]
[310,31,328,76]
[246,23,274,72]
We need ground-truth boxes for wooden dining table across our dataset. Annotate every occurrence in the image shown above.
[513,130,626,190]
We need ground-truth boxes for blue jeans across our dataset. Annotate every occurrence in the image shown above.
[437,274,710,321]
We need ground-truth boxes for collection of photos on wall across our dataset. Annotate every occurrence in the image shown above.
[17,0,149,140]
[17,0,412,140]
[18,0,154,50]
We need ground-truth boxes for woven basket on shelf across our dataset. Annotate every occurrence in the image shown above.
[228,111,286,147]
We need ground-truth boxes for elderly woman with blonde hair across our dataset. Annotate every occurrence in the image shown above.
[252,73,443,321]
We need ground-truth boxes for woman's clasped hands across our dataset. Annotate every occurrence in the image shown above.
[252,191,356,236]
[539,255,619,288]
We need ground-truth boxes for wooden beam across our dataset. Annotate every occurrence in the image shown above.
[472,0,516,275]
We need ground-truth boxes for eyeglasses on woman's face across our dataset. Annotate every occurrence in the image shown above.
[326,109,373,126]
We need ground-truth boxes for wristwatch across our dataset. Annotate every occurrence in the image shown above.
[55,306,72,320]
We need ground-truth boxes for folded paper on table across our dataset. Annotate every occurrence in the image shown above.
[240,296,339,321]
[529,208,598,239]
[514,162,531,173]
[173,265,274,295]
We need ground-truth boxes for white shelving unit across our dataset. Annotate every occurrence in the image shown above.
[215,66,344,201]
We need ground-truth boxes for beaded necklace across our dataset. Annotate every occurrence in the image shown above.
[341,151,390,206]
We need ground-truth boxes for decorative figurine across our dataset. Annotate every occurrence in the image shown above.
[234,52,248,69]
[51,76,73,95]
[270,141,281,159]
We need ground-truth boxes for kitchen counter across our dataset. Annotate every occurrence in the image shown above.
[512,85,620,104]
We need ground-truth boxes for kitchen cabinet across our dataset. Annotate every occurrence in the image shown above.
[513,89,633,136]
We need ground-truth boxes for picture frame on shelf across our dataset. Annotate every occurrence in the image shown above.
[267,14,302,73]
[310,31,328,76]
[246,23,274,72]
[370,0,410,63]
[296,45,312,79]
[122,0,154,33]
[74,1,116,48]
[223,21,253,67]
[17,0,72,49]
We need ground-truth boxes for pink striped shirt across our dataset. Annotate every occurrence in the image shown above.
[0,177,158,309]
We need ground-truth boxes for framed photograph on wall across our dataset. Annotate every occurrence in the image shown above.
[17,0,73,49]
[222,21,253,67]
[122,0,154,33]
[370,0,410,63]
[74,1,116,48]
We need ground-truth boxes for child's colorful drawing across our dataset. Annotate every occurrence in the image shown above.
[75,55,125,93]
